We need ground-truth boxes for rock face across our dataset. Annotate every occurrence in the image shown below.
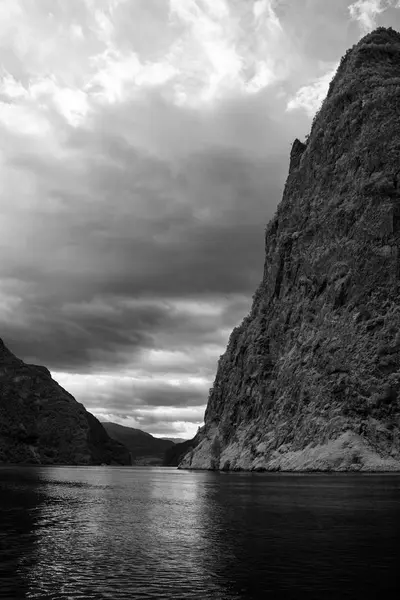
[0,339,131,465]
[163,438,197,467]
[180,27,400,472]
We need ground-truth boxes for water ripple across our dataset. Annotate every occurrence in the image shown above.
[1,467,400,599]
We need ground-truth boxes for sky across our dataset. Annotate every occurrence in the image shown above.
[0,0,399,439]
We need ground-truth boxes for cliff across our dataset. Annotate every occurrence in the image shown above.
[180,27,400,472]
[163,437,197,467]
[0,339,131,465]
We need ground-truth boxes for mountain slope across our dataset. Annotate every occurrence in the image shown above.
[163,438,197,466]
[180,27,400,472]
[0,339,131,465]
[102,422,174,463]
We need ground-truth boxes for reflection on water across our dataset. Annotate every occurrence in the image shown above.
[1,467,400,599]
[0,468,41,600]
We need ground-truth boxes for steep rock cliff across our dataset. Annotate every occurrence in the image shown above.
[0,339,131,465]
[163,437,197,467]
[180,27,400,471]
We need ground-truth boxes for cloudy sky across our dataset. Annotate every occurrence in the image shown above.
[0,0,399,438]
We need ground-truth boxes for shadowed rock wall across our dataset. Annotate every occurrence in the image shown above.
[180,28,400,471]
[0,339,130,465]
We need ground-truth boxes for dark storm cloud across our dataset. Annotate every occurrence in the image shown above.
[1,298,159,372]
[1,287,250,374]
[79,377,208,411]
[0,83,308,373]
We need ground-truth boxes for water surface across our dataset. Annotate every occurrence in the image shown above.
[1,466,399,599]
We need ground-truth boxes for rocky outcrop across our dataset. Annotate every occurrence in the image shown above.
[163,437,198,467]
[180,27,400,472]
[0,339,131,465]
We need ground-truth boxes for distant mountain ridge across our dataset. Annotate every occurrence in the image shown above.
[102,422,174,464]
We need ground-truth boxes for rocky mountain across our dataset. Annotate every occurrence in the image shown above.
[179,27,400,472]
[163,438,197,467]
[0,339,131,465]
[102,422,174,464]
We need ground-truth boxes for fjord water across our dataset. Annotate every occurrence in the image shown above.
[1,467,399,600]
